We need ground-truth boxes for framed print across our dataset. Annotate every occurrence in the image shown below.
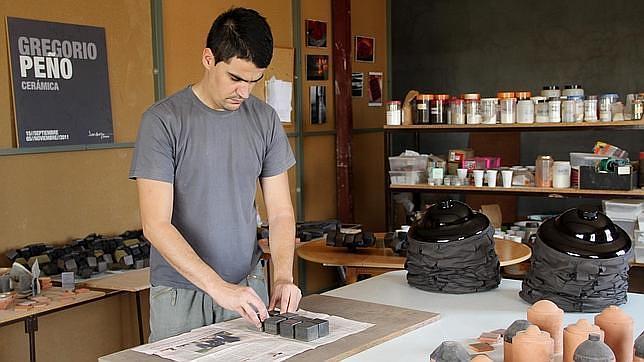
[306,54,329,81]
[368,72,383,106]
[355,35,375,63]
[310,85,327,124]
[305,19,327,48]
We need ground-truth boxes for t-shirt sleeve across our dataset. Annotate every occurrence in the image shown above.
[260,110,296,178]
[129,110,175,183]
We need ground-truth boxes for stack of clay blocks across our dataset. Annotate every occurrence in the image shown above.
[262,311,329,342]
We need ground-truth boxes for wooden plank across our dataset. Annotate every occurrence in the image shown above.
[80,268,150,292]
[0,287,106,325]
[289,294,439,361]
[389,184,644,197]
[99,294,439,362]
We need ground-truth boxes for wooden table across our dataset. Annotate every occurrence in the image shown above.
[296,238,531,284]
[80,268,151,345]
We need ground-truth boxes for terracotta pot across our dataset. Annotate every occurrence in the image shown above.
[528,300,564,354]
[563,319,604,362]
[471,355,493,361]
[512,325,554,362]
[504,320,532,362]
[594,306,633,362]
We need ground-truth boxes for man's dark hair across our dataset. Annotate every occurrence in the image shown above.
[206,7,273,68]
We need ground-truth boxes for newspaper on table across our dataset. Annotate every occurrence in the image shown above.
[133,309,374,361]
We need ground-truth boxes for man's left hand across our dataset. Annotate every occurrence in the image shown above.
[269,281,302,313]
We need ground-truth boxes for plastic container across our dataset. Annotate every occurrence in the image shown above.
[415,94,433,124]
[602,199,644,220]
[584,96,599,122]
[535,155,554,187]
[533,97,549,123]
[448,98,465,124]
[562,99,576,123]
[385,101,402,125]
[389,155,429,171]
[500,97,517,124]
[542,85,561,98]
[552,161,571,188]
[431,94,449,124]
[599,94,618,122]
[548,97,561,123]
[464,93,481,124]
[569,95,585,122]
[562,84,584,97]
[481,98,498,124]
[389,170,427,185]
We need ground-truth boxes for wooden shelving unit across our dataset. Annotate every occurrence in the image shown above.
[389,184,644,198]
[384,119,644,231]
[384,119,644,132]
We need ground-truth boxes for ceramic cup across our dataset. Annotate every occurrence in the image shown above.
[457,168,468,180]
[486,169,498,187]
[501,170,514,188]
[473,170,485,187]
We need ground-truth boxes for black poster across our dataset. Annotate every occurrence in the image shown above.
[7,17,113,147]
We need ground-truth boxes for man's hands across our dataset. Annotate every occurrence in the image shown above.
[211,282,268,329]
[269,281,302,313]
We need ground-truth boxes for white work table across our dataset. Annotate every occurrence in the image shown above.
[324,270,644,362]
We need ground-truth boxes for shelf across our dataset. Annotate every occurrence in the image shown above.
[632,262,644,268]
[388,184,644,198]
[384,120,644,133]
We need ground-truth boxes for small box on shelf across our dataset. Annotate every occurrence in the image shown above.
[389,170,427,185]
[579,166,636,191]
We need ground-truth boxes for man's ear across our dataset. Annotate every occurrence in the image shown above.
[202,48,215,68]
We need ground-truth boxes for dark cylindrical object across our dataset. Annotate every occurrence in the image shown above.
[406,200,500,294]
[521,208,633,312]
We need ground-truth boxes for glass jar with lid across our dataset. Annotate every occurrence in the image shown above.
[584,95,598,122]
[497,92,516,124]
[535,155,554,187]
[599,93,618,122]
[533,96,549,123]
[481,98,498,124]
[464,93,481,124]
[448,98,465,124]
[431,94,450,124]
[385,100,402,125]
[548,97,561,123]
[516,91,534,124]
[561,98,575,123]
[415,94,433,124]
[542,85,561,98]
[568,95,584,122]
[562,84,584,97]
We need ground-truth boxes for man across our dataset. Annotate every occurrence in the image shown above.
[129,7,301,342]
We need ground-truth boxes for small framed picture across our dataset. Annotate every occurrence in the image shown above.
[305,19,327,48]
[355,36,375,63]
[306,54,329,81]
[351,72,363,97]
[368,72,383,106]
[310,85,327,124]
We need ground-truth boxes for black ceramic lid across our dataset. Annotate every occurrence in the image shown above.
[537,208,631,259]
[409,200,490,243]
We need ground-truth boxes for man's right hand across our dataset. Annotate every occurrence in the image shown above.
[211,282,268,329]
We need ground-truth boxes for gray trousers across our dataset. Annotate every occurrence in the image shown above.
[148,263,268,342]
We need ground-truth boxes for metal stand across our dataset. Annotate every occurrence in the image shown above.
[135,291,144,345]
[24,315,38,362]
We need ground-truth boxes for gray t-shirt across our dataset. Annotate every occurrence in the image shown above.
[129,86,295,289]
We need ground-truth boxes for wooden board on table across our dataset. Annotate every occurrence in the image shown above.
[0,287,106,325]
[80,268,150,292]
[99,294,439,362]
[288,294,439,361]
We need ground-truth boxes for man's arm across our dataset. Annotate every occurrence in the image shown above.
[136,178,267,327]
[260,171,301,312]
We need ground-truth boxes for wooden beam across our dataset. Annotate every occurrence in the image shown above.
[332,0,354,223]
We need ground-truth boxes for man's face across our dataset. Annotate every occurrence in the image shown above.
[203,52,266,111]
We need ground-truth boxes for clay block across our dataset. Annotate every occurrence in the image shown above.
[478,332,502,344]
[268,310,280,317]
[279,312,298,319]
[469,342,494,352]
[312,318,329,337]
[295,321,319,342]
[279,319,302,338]
[263,316,287,335]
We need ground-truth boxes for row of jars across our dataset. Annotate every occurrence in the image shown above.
[408,87,644,125]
